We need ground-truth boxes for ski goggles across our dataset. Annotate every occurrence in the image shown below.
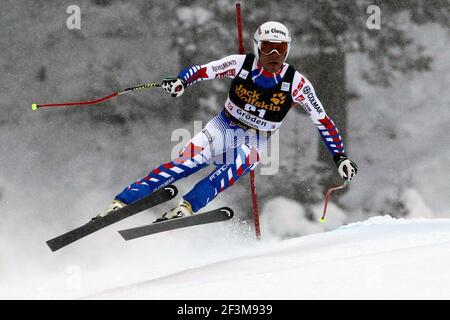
[259,41,289,56]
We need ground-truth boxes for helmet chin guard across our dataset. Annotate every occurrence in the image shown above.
[253,21,291,62]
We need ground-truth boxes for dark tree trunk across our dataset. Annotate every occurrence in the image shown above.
[178,50,199,123]
[296,49,348,191]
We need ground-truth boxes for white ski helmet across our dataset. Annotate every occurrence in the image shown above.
[253,21,292,61]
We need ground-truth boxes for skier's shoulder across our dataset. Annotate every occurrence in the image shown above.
[289,67,315,89]
[283,62,306,82]
[213,54,246,65]
[287,66,319,99]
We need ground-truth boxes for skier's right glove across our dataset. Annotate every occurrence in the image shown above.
[162,76,186,98]
[333,154,358,181]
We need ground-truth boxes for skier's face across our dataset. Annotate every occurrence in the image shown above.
[259,50,286,73]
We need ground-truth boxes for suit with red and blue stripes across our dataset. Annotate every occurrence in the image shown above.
[115,54,344,212]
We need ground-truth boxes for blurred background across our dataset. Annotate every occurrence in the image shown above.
[0,0,448,298]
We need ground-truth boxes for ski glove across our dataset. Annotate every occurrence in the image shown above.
[162,76,185,98]
[333,154,358,181]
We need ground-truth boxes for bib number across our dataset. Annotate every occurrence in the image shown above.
[244,104,266,119]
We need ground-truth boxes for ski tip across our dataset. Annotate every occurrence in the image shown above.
[319,217,326,223]
[31,103,38,111]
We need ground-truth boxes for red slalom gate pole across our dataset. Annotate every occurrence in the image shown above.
[249,169,261,239]
[235,3,261,240]
[236,3,245,55]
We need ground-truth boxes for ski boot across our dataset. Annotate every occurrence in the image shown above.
[154,200,193,222]
[92,199,126,220]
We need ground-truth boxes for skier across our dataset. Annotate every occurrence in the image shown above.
[94,21,358,221]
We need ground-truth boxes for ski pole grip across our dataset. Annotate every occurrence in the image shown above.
[119,82,162,95]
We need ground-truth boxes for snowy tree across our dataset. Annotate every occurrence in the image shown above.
[169,0,238,121]
[290,0,449,190]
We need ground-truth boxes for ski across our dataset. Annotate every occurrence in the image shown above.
[46,185,178,252]
[118,207,234,241]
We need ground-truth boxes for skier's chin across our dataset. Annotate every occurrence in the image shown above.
[265,62,282,73]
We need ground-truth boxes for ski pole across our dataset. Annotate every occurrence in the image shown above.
[31,82,161,110]
[320,181,348,223]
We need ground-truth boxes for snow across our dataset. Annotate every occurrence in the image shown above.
[177,7,213,27]
[88,216,450,300]
[259,196,347,239]
[2,207,449,299]
[402,188,434,219]
[345,22,450,218]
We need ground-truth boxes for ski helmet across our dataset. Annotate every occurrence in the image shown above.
[253,21,292,61]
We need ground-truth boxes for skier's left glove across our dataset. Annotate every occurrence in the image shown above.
[333,154,358,181]
[161,76,186,98]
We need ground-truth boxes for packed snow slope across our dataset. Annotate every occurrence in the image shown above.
[91,216,450,300]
